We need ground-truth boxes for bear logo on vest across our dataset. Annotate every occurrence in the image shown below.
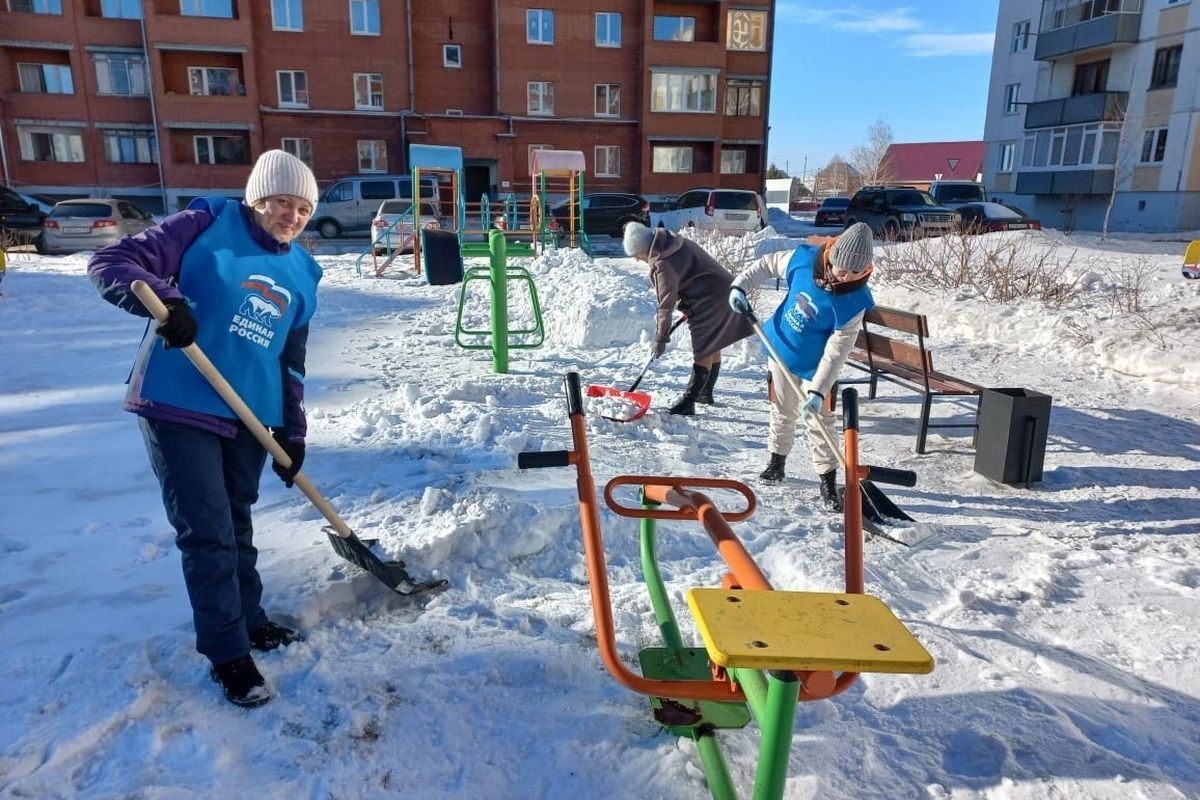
[230,275,292,349]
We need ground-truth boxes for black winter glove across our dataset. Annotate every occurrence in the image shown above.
[157,298,198,349]
[270,430,305,488]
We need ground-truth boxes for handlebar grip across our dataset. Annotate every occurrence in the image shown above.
[864,465,917,488]
[564,372,584,417]
[518,450,571,470]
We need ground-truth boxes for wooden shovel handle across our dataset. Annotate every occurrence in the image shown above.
[130,280,355,539]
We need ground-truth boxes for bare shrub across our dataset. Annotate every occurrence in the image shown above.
[681,227,778,310]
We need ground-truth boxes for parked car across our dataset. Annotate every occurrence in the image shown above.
[370,200,441,255]
[40,198,156,254]
[308,174,440,239]
[0,186,48,248]
[814,196,850,227]
[954,202,1041,234]
[651,188,766,234]
[844,186,957,241]
[548,192,649,238]
[928,180,987,208]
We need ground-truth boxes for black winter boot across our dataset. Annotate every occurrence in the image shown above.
[250,620,304,652]
[694,362,721,405]
[819,470,842,512]
[210,654,271,708]
[668,364,710,416]
[759,453,786,483]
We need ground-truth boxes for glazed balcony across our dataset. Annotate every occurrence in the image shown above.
[1035,0,1142,61]
[1024,91,1128,128]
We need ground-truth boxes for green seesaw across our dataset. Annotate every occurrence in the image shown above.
[454,228,544,374]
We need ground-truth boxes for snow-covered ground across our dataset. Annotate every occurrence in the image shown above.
[1,225,1198,800]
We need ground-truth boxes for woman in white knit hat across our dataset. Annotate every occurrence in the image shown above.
[87,149,322,708]
[727,222,876,511]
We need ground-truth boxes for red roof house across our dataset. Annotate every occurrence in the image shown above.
[878,141,985,189]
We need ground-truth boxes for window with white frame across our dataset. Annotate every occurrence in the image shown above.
[720,148,747,174]
[595,12,620,47]
[652,146,693,173]
[272,0,302,30]
[188,66,238,96]
[998,142,1016,172]
[594,84,619,117]
[282,137,313,167]
[9,0,62,13]
[101,0,141,19]
[277,70,309,107]
[651,70,717,113]
[94,52,148,95]
[104,130,157,164]
[1021,122,1122,169]
[1004,83,1021,114]
[724,79,762,116]
[594,145,619,177]
[18,63,73,94]
[350,0,380,35]
[353,72,384,109]
[527,9,554,44]
[194,134,249,164]
[726,10,766,51]
[654,16,695,41]
[443,44,462,68]
[357,139,387,172]
[19,127,83,162]
[527,81,554,115]
[1141,127,1168,163]
[1012,20,1030,52]
[181,0,234,19]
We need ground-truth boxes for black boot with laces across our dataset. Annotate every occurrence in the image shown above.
[819,470,843,513]
[249,620,304,652]
[210,654,270,708]
[759,453,786,483]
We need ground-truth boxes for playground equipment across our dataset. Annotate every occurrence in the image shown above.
[531,149,591,257]
[518,372,932,800]
[410,144,466,279]
[454,229,544,373]
[1184,239,1199,279]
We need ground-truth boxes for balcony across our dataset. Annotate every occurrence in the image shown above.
[1024,91,1127,128]
[1035,3,1142,61]
[1015,168,1114,195]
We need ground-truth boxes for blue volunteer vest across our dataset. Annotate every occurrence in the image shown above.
[761,245,874,381]
[140,199,322,426]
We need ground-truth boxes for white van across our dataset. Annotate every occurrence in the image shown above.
[309,175,439,238]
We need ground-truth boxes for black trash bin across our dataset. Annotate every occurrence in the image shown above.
[973,388,1052,487]
[421,227,463,286]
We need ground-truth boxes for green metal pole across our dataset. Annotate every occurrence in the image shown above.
[488,228,509,373]
[751,672,799,800]
[694,732,738,800]
[638,497,683,650]
[728,666,771,721]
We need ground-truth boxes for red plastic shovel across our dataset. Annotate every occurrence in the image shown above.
[585,317,684,423]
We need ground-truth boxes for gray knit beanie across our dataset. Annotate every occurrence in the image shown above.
[245,149,319,210]
[623,220,654,258]
[828,222,874,273]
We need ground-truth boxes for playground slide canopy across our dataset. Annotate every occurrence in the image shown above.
[530,149,586,176]
[410,144,464,171]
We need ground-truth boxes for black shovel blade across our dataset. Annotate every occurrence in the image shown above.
[325,529,448,596]
[861,480,915,523]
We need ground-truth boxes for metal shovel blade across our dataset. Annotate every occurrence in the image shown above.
[585,384,653,423]
[324,529,449,595]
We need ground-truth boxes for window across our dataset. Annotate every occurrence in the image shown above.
[724,79,762,116]
[998,142,1015,172]
[194,134,249,164]
[443,44,462,68]
[357,139,387,172]
[527,9,553,44]
[8,0,61,13]
[1150,45,1182,89]
[18,63,73,94]
[1021,121,1122,169]
[350,0,380,35]
[101,0,141,19]
[527,81,554,115]
[104,130,157,164]
[181,0,234,19]
[726,10,766,51]
[188,67,238,96]
[95,53,148,95]
[720,149,747,174]
[651,70,717,113]
[1004,83,1021,114]
[19,128,83,162]
[652,146,693,173]
[277,70,309,107]
[1141,128,1168,163]
[353,72,384,109]
[1012,20,1030,52]
[595,12,620,47]
[594,84,620,117]
[282,137,313,167]
[594,146,619,177]
[1072,59,1109,96]
[654,16,695,41]
[272,0,302,31]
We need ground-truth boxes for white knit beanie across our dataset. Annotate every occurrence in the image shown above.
[245,149,319,210]
[828,222,874,273]
[623,220,654,258]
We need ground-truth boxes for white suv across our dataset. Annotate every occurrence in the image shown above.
[651,188,766,234]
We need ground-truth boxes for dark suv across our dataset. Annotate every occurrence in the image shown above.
[844,186,957,240]
[0,186,47,248]
[549,192,650,237]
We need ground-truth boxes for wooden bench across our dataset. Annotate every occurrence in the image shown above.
[832,305,982,454]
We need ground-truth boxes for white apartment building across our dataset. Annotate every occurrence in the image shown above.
[983,0,1200,232]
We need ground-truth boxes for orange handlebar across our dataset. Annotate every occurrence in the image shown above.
[605,476,756,522]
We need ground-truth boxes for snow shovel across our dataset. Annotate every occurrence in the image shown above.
[585,317,685,423]
[745,312,918,539]
[130,281,447,595]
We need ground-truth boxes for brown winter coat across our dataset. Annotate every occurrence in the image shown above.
[646,228,754,360]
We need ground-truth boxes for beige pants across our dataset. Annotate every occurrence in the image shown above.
[767,360,839,475]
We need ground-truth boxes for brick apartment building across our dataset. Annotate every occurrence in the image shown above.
[0,0,774,215]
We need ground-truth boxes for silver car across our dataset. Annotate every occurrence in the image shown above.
[41,199,155,254]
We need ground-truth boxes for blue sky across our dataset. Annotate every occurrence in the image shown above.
[767,1,1001,180]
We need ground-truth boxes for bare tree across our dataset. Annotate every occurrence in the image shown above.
[1101,94,1135,241]
[850,118,895,186]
